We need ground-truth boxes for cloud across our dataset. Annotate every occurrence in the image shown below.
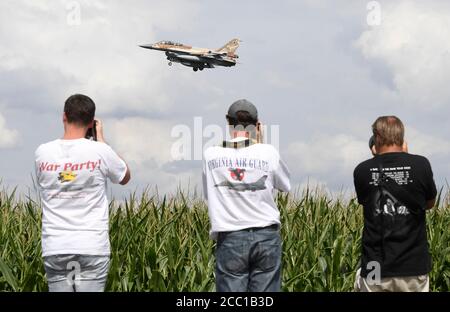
[0,1,230,195]
[0,0,201,115]
[285,133,369,188]
[0,113,19,149]
[355,1,450,108]
[286,134,368,174]
[106,117,173,166]
[105,117,202,193]
[406,127,450,158]
[263,70,296,89]
[284,126,450,192]
[1,1,450,196]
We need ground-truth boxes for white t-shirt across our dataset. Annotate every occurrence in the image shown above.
[35,138,127,257]
[202,139,291,240]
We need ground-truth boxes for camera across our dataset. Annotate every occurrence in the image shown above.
[369,135,375,150]
[85,120,97,141]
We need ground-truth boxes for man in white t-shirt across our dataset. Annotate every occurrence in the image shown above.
[202,99,291,292]
[35,94,130,292]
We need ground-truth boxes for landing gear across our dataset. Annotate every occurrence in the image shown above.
[168,61,172,66]
[199,67,204,71]
[193,67,198,72]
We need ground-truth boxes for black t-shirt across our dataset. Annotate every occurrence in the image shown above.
[353,152,437,278]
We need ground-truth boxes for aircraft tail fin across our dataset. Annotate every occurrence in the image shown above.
[255,175,268,185]
[216,38,240,55]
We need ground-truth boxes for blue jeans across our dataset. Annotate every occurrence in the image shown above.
[44,255,110,292]
[215,225,282,292]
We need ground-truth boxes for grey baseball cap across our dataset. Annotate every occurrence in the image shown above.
[227,99,258,120]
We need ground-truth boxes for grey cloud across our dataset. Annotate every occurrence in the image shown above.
[1,1,450,197]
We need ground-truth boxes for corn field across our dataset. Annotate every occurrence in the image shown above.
[0,187,449,292]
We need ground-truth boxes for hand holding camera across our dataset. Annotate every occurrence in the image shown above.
[369,135,376,156]
[85,119,105,143]
[256,121,263,144]
[85,120,98,141]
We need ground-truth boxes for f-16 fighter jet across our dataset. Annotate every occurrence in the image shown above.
[139,38,240,72]
[214,175,268,192]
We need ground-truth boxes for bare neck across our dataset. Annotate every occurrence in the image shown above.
[377,144,403,155]
[63,123,88,140]
[231,131,249,139]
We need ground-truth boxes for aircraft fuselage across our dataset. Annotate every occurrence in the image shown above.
[165,51,235,68]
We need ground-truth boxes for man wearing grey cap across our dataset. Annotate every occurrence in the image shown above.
[202,99,291,292]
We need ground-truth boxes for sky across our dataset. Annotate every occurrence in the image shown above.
[1,0,450,199]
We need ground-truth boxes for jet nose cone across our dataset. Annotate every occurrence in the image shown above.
[139,44,154,49]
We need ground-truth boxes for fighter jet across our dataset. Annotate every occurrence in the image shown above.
[139,38,240,72]
[214,175,267,192]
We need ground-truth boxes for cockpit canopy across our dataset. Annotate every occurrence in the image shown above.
[158,41,183,46]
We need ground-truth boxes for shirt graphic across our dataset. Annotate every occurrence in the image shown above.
[35,138,127,257]
[229,168,245,181]
[371,167,412,217]
[353,152,437,278]
[203,143,291,239]
[215,172,268,192]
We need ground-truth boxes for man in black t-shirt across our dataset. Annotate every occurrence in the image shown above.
[353,116,437,292]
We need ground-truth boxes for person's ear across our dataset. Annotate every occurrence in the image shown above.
[371,145,377,156]
[63,112,67,123]
[402,141,408,153]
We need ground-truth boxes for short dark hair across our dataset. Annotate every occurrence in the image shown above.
[227,110,257,128]
[64,94,96,126]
